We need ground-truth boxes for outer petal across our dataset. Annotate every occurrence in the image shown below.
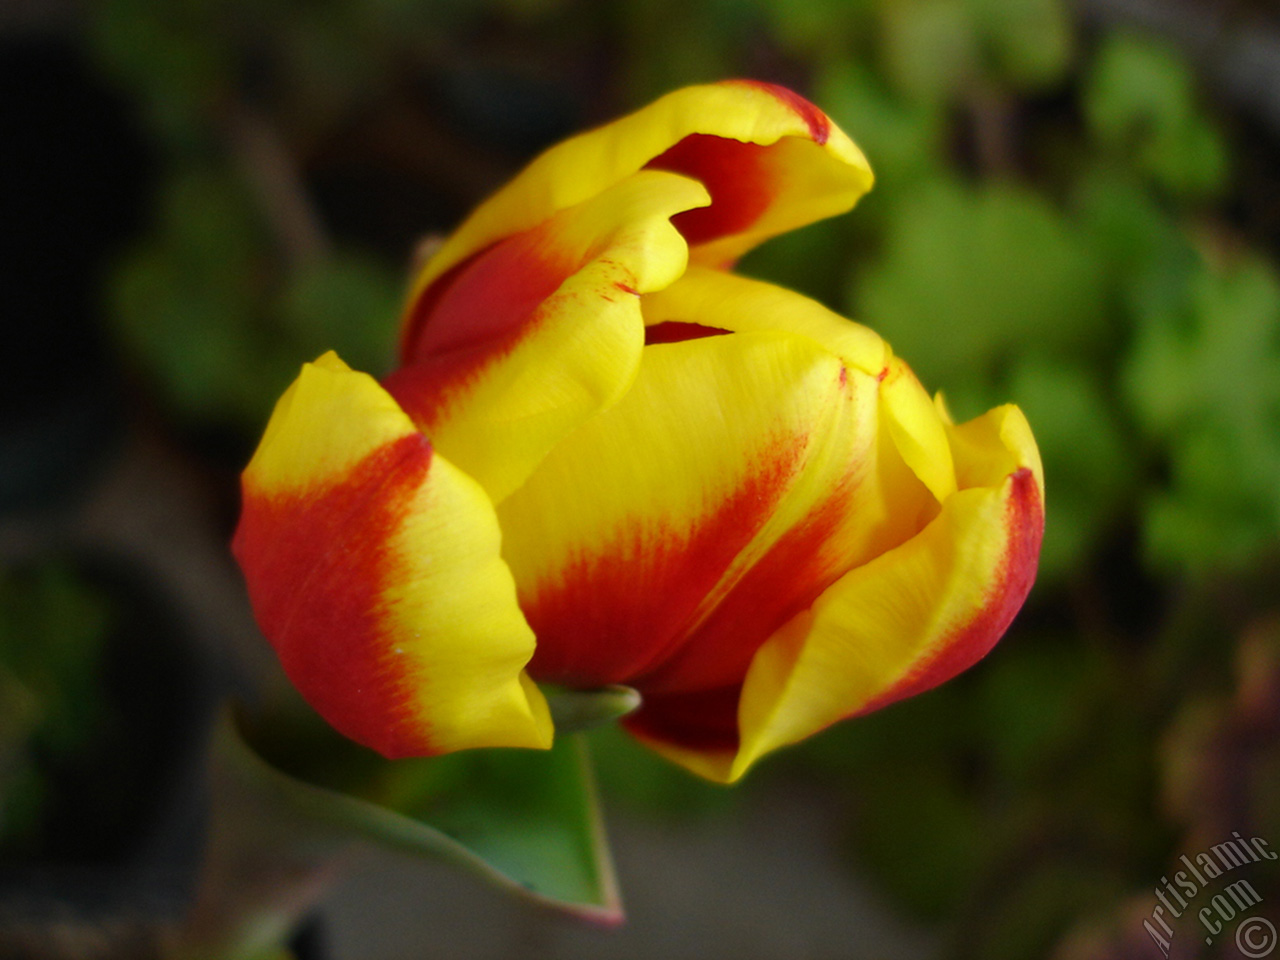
[233,353,552,759]
[406,80,872,311]
[631,405,1043,782]
[388,171,708,504]
[497,330,934,699]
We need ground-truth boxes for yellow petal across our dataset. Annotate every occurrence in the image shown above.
[879,355,957,503]
[234,353,552,758]
[641,265,887,376]
[728,405,1041,781]
[644,267,954,505]
[949,400,1045,496]
[632,404,1043,783]
[498,329,934,703]
[409,80,872,307]
[388,170,708,504]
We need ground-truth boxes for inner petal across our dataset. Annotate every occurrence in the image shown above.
[384,170,707,504]
[643,321,731,345]
[647,135,775,246]
[633,369,938,696]
[496,331,856,689]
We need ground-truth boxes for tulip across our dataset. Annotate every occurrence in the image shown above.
[233,81,1044,784]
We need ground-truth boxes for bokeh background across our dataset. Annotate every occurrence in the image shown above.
[3,0,1280,957]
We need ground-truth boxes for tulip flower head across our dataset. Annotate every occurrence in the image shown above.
[233,81,1044,784]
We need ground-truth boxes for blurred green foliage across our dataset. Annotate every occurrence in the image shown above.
[1085,33,1229,202]
[0,563,113,850]
[1125,255,1280,573]
[78,0,1280,955]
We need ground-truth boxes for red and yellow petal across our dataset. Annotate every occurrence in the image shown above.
[388,171,708,504]
[631,368,940,697]
[496,326,936,701]
[640,265,886,376]
[494,331,851,689]
[642,267,955,501]
[632,404,1043,783]
[407,80,872,310]
[233,353,552,759]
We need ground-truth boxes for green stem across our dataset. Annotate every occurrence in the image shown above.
[544,685,642,733]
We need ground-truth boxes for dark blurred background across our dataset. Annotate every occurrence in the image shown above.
[2,0,1280,957]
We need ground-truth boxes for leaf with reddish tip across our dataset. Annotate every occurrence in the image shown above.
[223,699,623,926]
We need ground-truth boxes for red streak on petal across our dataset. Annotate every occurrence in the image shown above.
[392,227,580,426]
[233,434,437,758]
[646,83,833,246]
[620,469,1042,762]
[636,479,858,695]
[403,233,573,363]
[383,345,503,435]
[854,467,1044,717]
[522,442,806,690]
[399,256,471,365]
[647,134,775,246]
[635,367,892,695]
[732,80,831,145]
[644,321,731,345]
[623,684,743,755]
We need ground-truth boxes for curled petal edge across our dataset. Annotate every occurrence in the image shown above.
[391,171,709,505]
[407,80,872,313]
[634,405,1043,783]
[233,353,552,759]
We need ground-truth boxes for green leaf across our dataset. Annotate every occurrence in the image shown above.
[107,166,301,425]
[969,0,1073,90]
[763,0,869,59]
[878,0,1072,103]
[1085,34,1194,148]
[0,564,114,848]
[382,739,619,916]
[1084,33,1228,201]
[1007,358,1133,581]
[587,724,736,819]
[88,0,233,148]
[1123,255,1280,573]
[880,0,978,104]
[1142,423,1280,575]
[275,252,402,378]
[1072,165,1191,282]
[1126,256,1280,437]
[228,702,622,923]
[814,61,946,192]
[853,178,1107,405]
